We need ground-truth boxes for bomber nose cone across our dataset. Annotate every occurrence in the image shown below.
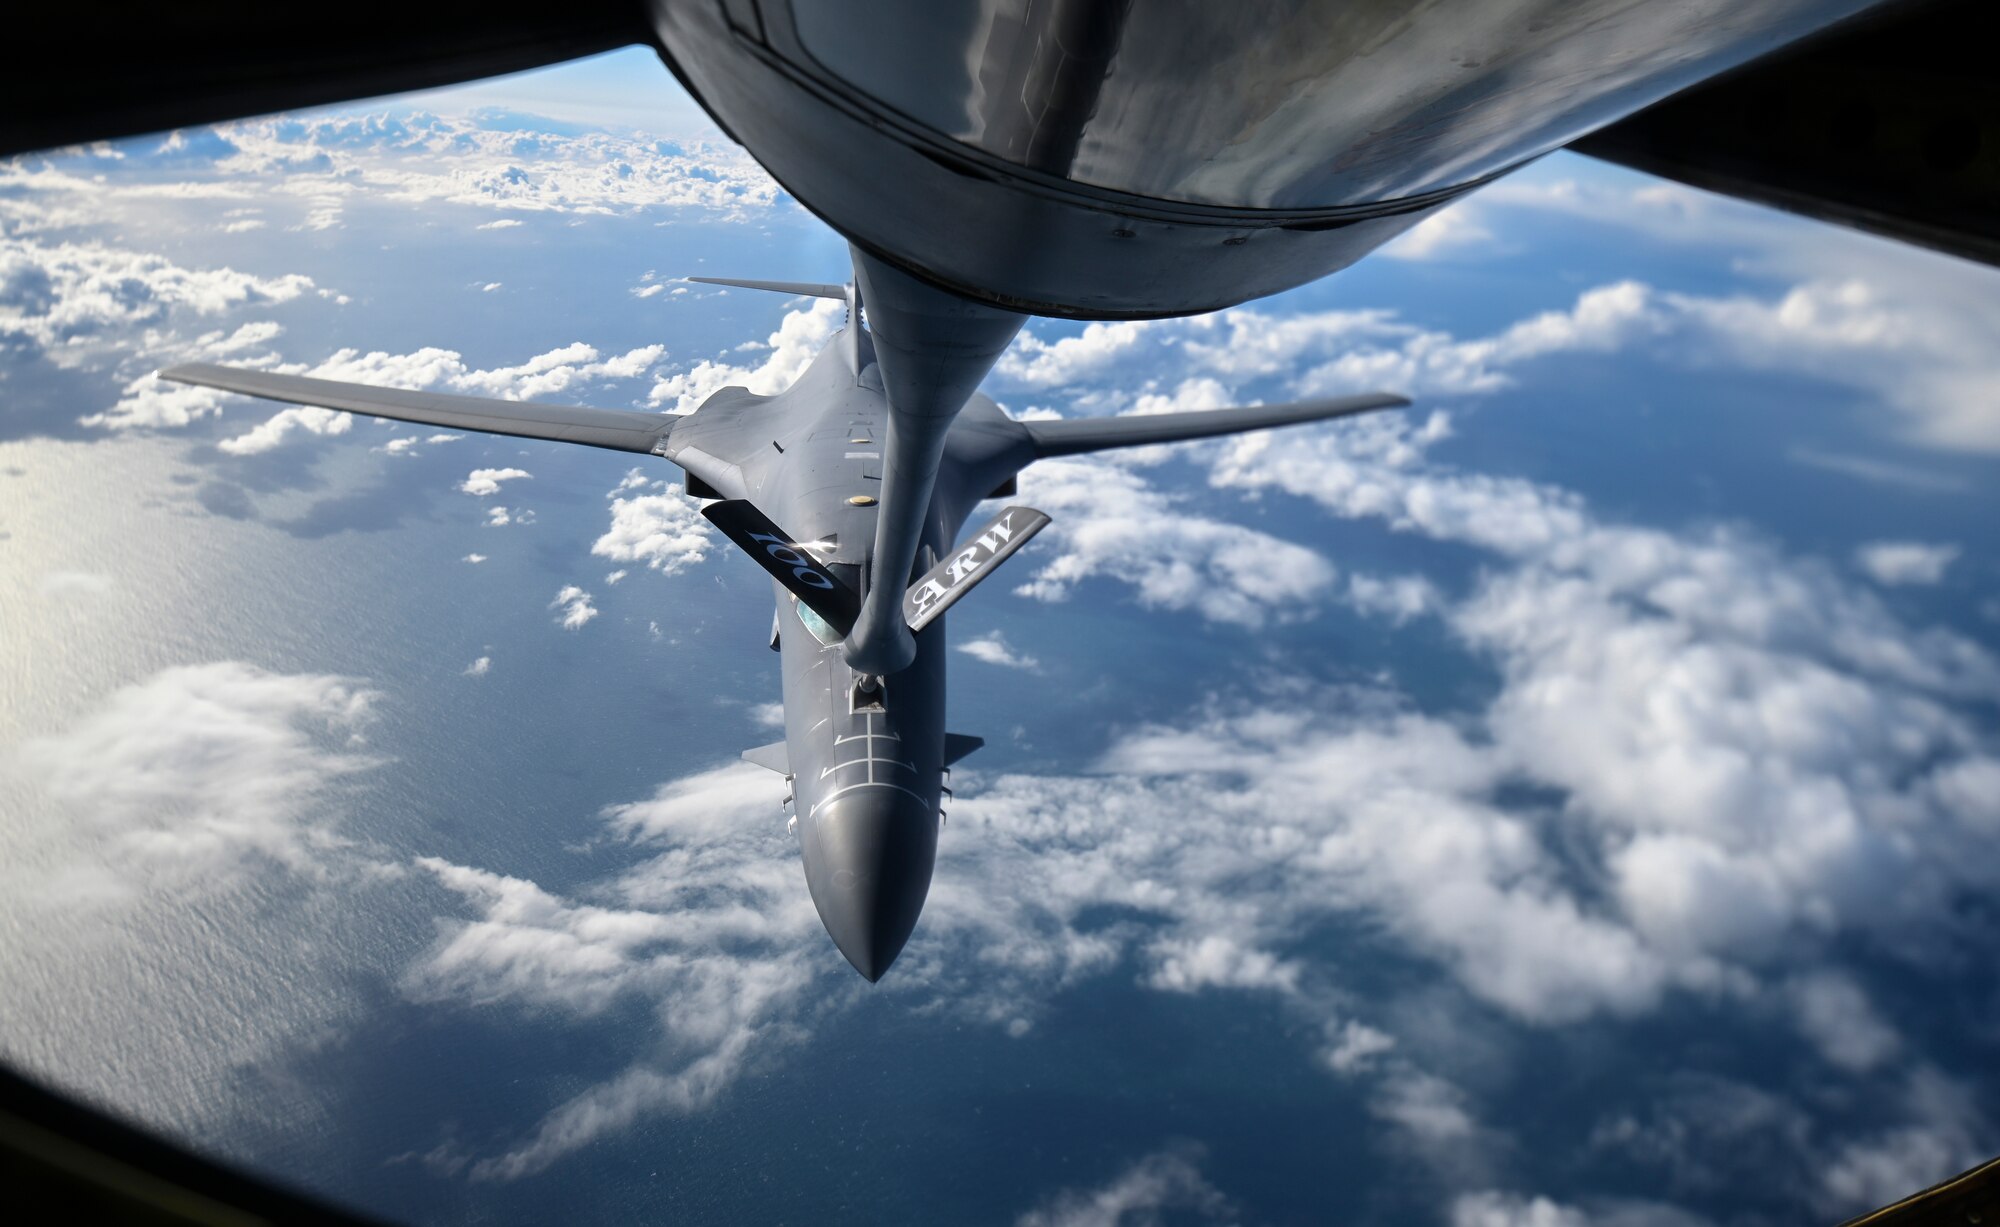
[799,786,939,981]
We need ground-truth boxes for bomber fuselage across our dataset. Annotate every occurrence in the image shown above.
[668,333,1030,978]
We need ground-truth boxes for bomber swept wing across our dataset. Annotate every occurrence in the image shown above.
[1022,394,1409,458]
[157,364,677,454]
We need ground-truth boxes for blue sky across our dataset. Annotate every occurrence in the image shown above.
[3,46,2000,1227]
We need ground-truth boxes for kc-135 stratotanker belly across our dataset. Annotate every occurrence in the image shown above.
[161,253,1406,979]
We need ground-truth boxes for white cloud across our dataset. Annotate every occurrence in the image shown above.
[730,390,2000,1096]
[1452,1191,1715,1227]
[1927,755,2000,833]
[463,553,487,563]
[15,662,380,898]
[986,281,1668,418]
[13,133,741,448]
[68,321,286,431]
[476,218,523,230]
[1204,417,2000,1020]
[1477,175,2000,451]
[1373,1069,1479,1144]
[604,569,628,585]
[90,375,233,432]
[1787,971,1899,1074]
[1820,1070,1988,1214]
[1788,448,1969,494]
[1691,279,2000,452]
[550,586,597,630]
[591,484,713,574]
[401,763,813,1179]
[6,112,781,236]
[995,258,2000,453]
[1290,281,1662,398]
[996,319,1154,388]
[26,142,1981,1209]
[377,431,460,456]
[1128,376,1233,418]
[958,632,1039,671]
[1346,572,1442,624]
[1016,456,1335,627]
[749,703,784,729]
[1381,204,1494,261]
[464,657,491,677]
[438,342,664,400]
[405,857,680,1017]
[1144,934,1301,994]
[2,234,314,360]
[929,702,1667,1027]
[1321,1019,1397,1075]
[480,282,502,293]
[403,884,811,1182]
[345,247,2000,1200]
[392,581,2000,1180]
[216,404,353,455]
[646,299,842,412]
[1451,1193,1592,1227]
[1014,1145,1233,1227]
[460,467,532,496]
[1855,541,1959,586]
[600,762,785,846]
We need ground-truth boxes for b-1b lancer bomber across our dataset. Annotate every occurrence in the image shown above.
[160,251,1406,980]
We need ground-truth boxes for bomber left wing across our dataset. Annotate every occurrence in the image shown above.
[157,363,675,455]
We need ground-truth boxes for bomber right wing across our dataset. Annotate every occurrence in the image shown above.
[1023,393,1409,459]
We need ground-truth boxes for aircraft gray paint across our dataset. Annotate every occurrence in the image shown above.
[161,258,1405,980]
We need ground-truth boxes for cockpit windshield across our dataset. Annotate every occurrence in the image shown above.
[795,594,842,646]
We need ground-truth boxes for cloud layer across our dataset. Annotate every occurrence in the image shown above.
[16,662,381,899]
